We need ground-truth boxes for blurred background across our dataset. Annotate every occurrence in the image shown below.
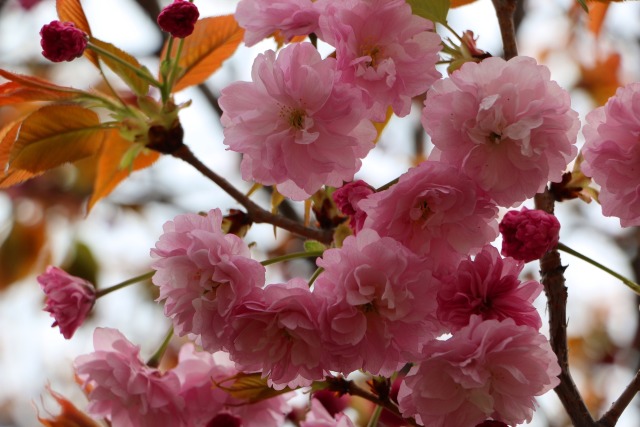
[1,0,640,425]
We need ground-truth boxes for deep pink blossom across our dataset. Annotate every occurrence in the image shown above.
[423,56,579,207]
[220,42,376,200]
[360,160,498,265]
[436,245,543,331]
[172,344,290,427]
[397,317,560,427]
[332,180,374,233]
[314,229,442,376]
[38,266,96,339]
[150,209,265,352]
[18,0,43,10]
[228,279,326,389]
[235,0,320,46]
[581,82,640,226]
[74,328,184,427]
[319,0,441,121]
[499,207,560,262]
[157,0,199,38]
[301,399,355,427]
[40,20,87,62]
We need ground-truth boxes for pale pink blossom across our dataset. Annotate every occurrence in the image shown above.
[332,180,374,233]
[74,328,184,427]
[499,207,560,262]
[228,279,326,389]
[38,266,96,339]
[220,42,376,200]
[398,316,560,427]
[150,209,265,352]
[360,161,499,265]
[301,399,355,427]
[235,0,320,46]
[172,344,290,427]
[581,82,640,226]
[319,0,441,121]
[314,229,443,376]
[437,245,543,331]
[423,56,579,207]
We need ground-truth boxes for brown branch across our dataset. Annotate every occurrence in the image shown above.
[171,145,334,244]
[535,189,596,426]
[597,369,640,427]
[491,0,519,60]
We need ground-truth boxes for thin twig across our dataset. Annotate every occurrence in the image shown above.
[598,369,640,427]
[491,0,519,60]
[172,145,334,244]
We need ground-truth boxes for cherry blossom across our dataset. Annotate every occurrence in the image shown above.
[423,56,579,207]
[220,42,375,200]
[40,21,87,62]
[332,180,374,234]
[436,245,543,331]
[157,0,199,38]
[581,82,640,226]
[397,316,560,427]
[38,266,96,339]
[150,209,265,352]
[319,0,441,121]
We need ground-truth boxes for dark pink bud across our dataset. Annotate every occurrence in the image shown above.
[206,413,242,427]
[476,421,509,427]
[333,180,374,234]
[40,20,88,62]
[499,207,560,262]
[157,0,199,38]
[38,266,96,339]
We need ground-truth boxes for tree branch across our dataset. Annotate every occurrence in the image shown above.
[172,145,334,244]
[491,0,519,60]
[598,369,640,427]
[535,189,595,426]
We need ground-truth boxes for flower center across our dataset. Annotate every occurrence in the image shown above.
[279,105,307,130]
[488,131,502,145]
[361,44,383,68]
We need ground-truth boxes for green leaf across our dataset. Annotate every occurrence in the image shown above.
[406,0,451,25]
[304,240,327,253]
[576,0,589,12]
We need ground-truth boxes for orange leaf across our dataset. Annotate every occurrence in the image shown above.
[0,69,84,96]
[577,53,621,106]
[587,1,609,36]
[451,0,477,7]
[0,216,49,290]
[0,121,42,187]
[89,37,152,96]
[164,15,244,93]
[87,130,160,210]
[10,105,106,173]
[56,0,99,67]
[0,82,81,106]
[38,386,101,427]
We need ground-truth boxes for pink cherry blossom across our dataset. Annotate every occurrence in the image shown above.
[423,56,579,207]
[398,316,560,427]
[235,0,320,46]
[40,20,87,62]
[581,82,640,226]
[499,207,560,262]
[436,245,543,331]
[38,266,96,339]
[301,399,355,427]
[314,229,443,376]
[220,42,376,200]
[360,160,499,265]
[332,180,374,233]
[172,344,290,427]
[74,328,184,427]
[228,279,326,389]
[319,0,441,121]
[157,0,199,38]
[150,209,265,352]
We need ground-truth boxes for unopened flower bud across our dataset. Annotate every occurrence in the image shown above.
[499,207,560,262]
[40,20,88,62]
[157,0,199,38]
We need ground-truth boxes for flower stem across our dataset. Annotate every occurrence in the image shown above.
[87,43,162,88]
[146,325,174,368]
[166,38,186,93]
[95,271,155,299]
[557,242,640,295]
[261,250,324,266]
[308,267,324,287]
[367,404,383,427]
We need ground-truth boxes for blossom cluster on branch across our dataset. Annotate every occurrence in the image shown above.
[7,0,640,426]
